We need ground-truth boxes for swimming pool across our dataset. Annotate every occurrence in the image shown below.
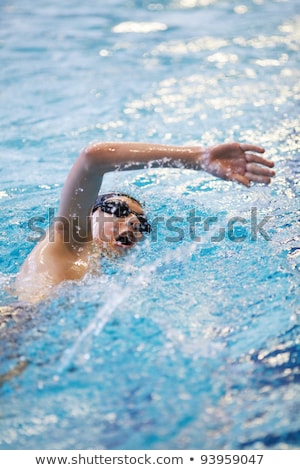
[0,0,299,450]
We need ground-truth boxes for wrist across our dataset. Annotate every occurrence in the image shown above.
[192,146,210,171]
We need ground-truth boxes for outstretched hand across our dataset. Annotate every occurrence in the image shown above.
[202,143,275,186]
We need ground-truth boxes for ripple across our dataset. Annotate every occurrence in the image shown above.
[0,191,9,200]
[151,37,228,56]
[170,0,218,8]
[112,21,167,34]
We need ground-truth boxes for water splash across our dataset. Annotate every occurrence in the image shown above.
[58,219,223,371]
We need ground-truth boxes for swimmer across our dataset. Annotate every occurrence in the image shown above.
[14,141,275,302]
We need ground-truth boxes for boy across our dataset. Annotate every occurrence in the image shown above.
[15,141,275,302]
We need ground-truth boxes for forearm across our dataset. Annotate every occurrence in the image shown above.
[84,141,204,172]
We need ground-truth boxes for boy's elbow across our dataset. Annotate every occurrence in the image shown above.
[80,142,113,169]
[81,142,105,164]
[80,142,122,170]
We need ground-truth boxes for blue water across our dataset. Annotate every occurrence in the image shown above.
[1,0,300,450]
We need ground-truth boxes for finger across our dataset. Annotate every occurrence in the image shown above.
[245,172,272,184]
[240,144,265,153]
[246,163,276,176]
[230,173,250,187]
[245,153,275,168]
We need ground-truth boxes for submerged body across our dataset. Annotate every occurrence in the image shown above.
[14,141,275,303]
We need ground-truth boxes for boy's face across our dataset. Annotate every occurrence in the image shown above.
[91,196,149,255]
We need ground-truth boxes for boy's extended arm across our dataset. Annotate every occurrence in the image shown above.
[57,141,275,247]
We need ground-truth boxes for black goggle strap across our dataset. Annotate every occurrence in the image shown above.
[101,200,130,217]
[92,192,139,213]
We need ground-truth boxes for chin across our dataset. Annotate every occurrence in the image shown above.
[94,241,133,259]
[113,241,135,255]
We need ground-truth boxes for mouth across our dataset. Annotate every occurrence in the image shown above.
[115,232,136,248]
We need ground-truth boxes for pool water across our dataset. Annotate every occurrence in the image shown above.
[1,0,300,450]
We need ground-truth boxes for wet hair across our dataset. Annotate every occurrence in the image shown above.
[92,192,142,214]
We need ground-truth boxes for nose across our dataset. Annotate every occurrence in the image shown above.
[117,214,144,240]
[115,213,137,229]
[126,213,141,229]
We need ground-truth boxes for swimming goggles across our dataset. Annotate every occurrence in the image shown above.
[92,194,151,234]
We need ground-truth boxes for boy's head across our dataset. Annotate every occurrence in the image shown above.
[91,192,151,254]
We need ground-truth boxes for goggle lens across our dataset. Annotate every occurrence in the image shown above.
[100,200,151,234]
